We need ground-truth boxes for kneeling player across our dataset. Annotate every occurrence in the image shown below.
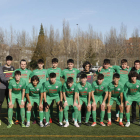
[124,71,140,127]
[42,73,63,127]
[91,74,108,126]
[75,74,92,126]
[26,75,44,127]
[7,71,26,128]
[107,73,124,127]
[63,77,79,127]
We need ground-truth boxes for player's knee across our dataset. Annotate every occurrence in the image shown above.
[9,105,13,108]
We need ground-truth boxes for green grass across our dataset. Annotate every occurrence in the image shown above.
[0,99,140,140]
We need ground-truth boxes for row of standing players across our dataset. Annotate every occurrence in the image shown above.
[0,56,140,128]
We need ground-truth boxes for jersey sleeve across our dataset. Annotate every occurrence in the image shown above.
[46,69,49,78]
[22,81,26,89]
[43,83,47,92]
[112,65,120,71]
[8,80,13,89]
[75,84,79,93]
[40,85,44,93]
[104,85,108,92]
[12,70,15,77]
[61,70,64,79]
[25,85,30,94]
[59,82,63,92]
[92,83,95,91]
[62,84,66,92]
[88,84,92,92]
[29,71,34,78]
[123,83,128,101]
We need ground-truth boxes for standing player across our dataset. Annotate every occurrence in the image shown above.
[130,60,140,123]
[7,71,26,128]
[30,59,48,124]
[0,56,15,125]
[75,74,92,126]
[63,77,79,127]
[124,71,140,127]
[25,75,44,127]
[91,74,108,126]
[62,59,80,121]
[107,73,124,127]
[46,58,62,123]
[42,73,63,127]
[12,59,32,124]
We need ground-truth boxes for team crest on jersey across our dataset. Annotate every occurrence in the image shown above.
[72,88,74,90]
[118,88,120,91]
[109,69,110,71]
[85,88,87,90]
[19,85,22,87]
[136,85,139,88]
[101,86,104,89]
[57,70,59,72]
[73,70,75,72]
[26,71,28,73]
[43,71,45,73]
[56,86,58,88]
[37,89,39,91]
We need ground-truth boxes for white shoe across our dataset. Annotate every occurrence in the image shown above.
[125,122,130,127]
[12,120,14,124]
[64,122,69,127]
[74,122,80,127]
[63,119,66,123]
[91,122,97,127]
[26,122,30,127]
[40,122,44,127]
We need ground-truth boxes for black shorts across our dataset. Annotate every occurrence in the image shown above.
[0,89,6,102]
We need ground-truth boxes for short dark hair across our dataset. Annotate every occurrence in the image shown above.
[6,55,13,61]
[83,61,91,69]
[113,73,120,79]
[121,59,127,64]
[80,73,87,79]
[15,70,21,76]
[52,58,58,63]
[67,59,74,64]
[97,74,104,80]
[134,60,140,65]
[103,59,110,64]
[128,71,139,80]
[67,77,74,83]
[20,59,27,64]
[38,59,44,64]
[50,73,56,78]
[31,75,40,84]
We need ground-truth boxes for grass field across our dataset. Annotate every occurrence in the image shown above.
[0,99,140,140]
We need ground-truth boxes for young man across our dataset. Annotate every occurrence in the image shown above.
[46,58,62,123]
[42,73,63,127]
[62,59,80,121]
[7,71,26,128]
[30,59,48,124]
[12,59,32,124]
[130,60,140,123]
[25,75,44,127]
[63,77,79,127]
[0,55,15,125]
[75,74,92,126]
[107,73,124,127]
[124,71,140,127]
[91,74,108,126]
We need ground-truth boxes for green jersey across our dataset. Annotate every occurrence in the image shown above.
[62,82,77,98]
[108,81,124,97]
[47,67,62,81]
[44,80,62,97]
[134,69,140,74]
[62,68,80,83]
[30,69,48,85]
[76,82,92,98]
[124,80,140,101]
[12,68,32,85]
[92,80,108,96]
[112,65,131,85]
[96,67,115,85]
[8,78,26,94]
[25,83,44,97]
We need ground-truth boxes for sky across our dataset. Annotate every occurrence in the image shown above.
[0,0,140,39]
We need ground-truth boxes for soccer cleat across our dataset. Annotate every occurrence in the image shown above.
[15,120,19,125]
[26,122,30,127]
[100,122,106,126]
[74,122,80,127]
[85,122,90,126]
[59,122,63,127]
[44,122,50,127]
[0,120,1,125]
[64,122,69,127]
[32,120,37,124]
[115,117,119,122]
[123,117,127,122]
[49,118,52,123]
[91,122,97,127]
[132,118,136,123]
[119,122,124,127]
[78,122,82,127]
[107,121,111,126]
[12,120,14,124]
[63,119,66,123]
[40,122,44,127]
[43,118,46,124]
[7,123,12,128]
[125,122,130,127]
[21,123,26,127]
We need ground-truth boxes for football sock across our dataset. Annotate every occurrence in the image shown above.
[92,111,96,122]
[100,111,105,122]
[39,111,43,122]
[85,111,91,123]
[120,113,123,122]
[20,108,25,123]
[45,111,50,123]
[78,111,81,123]
[59,111,63,123]
[74,108,78,121]
[126,112,130,122]
[8,108,13,124]
[107,112,111,122]
[64,110,68,122]
[26,111,31,122]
